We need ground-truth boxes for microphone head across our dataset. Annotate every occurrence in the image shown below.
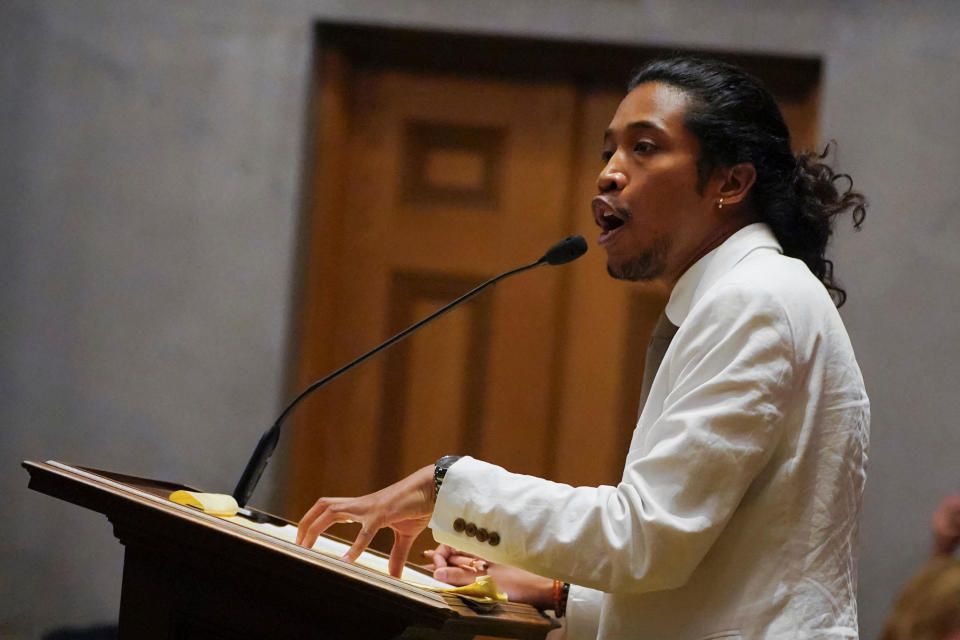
[539,235,588,266]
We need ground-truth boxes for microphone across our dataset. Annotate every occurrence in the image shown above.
[540,234,588,266]
[231,235,588,508]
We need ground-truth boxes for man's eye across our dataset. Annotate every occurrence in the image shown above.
[634,141,657,153]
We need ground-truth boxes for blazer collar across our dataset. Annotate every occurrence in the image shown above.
[665,222,782,326]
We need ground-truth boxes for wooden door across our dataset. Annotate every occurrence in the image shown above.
[288,55,613,517]
[286,43,820,556]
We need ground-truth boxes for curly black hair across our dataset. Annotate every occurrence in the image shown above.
[629,57,866,306]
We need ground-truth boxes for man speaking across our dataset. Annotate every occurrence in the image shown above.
[297,56,869,639]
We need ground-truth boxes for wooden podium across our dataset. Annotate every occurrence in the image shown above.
[23,461,555,639]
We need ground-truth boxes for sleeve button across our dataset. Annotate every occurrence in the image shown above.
[453,517,466,532]
[488,532,500,546]
[465,522,478,537]
[476,528,489,542]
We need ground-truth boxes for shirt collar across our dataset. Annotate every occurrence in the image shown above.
[664,222,782,326]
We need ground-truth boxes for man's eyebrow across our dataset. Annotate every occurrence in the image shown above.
[603,120,666,140]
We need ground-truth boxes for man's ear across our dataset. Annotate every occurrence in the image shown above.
[716,163,757,206]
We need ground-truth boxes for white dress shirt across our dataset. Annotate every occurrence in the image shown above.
[430,223,870,639]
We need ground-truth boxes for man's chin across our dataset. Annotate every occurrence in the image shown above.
[605,238,669,282]
[607,260,660,282]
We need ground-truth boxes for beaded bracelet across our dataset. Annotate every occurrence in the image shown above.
[552,580,570,617]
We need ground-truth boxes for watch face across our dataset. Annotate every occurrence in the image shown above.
[437,455,462,471]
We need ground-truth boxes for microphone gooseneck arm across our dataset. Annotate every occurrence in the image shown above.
[232,235,587,508]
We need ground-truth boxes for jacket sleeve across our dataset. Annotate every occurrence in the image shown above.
[429,283,796,593]
[562,584,603,640]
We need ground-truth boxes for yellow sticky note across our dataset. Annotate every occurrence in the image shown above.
[169,490,239,517]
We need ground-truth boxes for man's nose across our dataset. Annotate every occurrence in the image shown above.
[597,160,626,193]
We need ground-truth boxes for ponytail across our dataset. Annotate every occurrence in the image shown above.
[765,143,867,306]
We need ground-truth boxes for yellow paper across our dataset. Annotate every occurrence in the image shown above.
[169,490,239,517]
[425,575,508,603]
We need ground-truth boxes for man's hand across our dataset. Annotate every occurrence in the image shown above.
[296,464,435,578]
[424,544,554,609]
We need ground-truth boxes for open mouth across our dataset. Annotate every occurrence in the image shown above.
[599,211,625,232]
[592,196,629,244]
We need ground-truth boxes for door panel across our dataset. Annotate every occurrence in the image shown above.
[289,68,583,520]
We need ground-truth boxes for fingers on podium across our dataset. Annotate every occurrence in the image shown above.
[422,544,456,568]
[388,532,418,578]
[422,549,445,570]
[342,525,377,565]
[434,566,481,586]
[296,498,354,547]
[449,555,487,571]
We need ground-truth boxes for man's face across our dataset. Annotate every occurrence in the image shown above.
[592,82,721,284]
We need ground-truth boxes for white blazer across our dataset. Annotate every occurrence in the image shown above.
[430,224,869,639]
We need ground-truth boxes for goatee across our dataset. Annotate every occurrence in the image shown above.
[606,235,670,281]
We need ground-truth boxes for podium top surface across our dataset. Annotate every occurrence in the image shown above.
[23,459,555,637]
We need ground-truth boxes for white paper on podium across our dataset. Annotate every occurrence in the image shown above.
[225,516,451,589]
